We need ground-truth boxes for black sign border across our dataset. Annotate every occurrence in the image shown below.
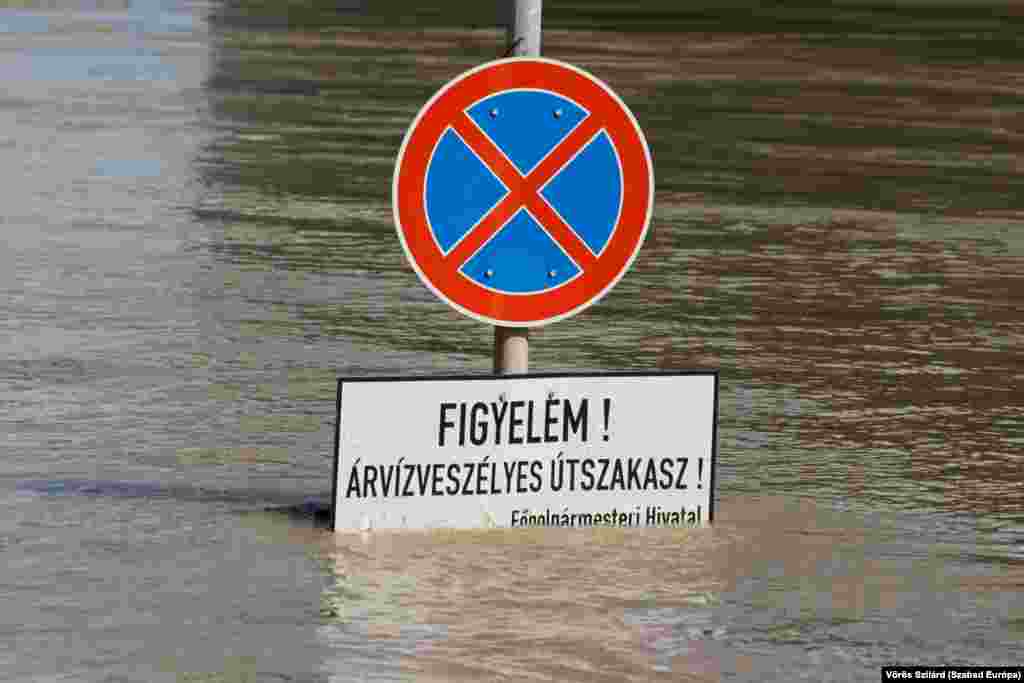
[332,369,719,531]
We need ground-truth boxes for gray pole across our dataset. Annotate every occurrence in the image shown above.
[493,0,541,375]
[507,0,541,57]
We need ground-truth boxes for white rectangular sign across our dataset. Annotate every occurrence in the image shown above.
[332,371,718,531]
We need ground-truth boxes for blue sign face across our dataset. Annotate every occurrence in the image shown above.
[424,89,623,295]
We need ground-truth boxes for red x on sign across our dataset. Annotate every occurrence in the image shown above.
[393,58,653,327]
[442,108,603,274]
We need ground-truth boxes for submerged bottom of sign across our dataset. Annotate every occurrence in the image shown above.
[334,503,706,532]
[512,503,704,528]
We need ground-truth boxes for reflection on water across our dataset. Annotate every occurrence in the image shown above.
[2,0,1022,680]
[309,496,1022,681]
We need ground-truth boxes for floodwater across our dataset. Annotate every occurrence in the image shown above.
[2,1,1022,680]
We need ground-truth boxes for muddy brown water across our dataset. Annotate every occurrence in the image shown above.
[1,1,1022,681]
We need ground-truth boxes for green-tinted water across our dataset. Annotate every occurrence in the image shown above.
[2,1,1021,680]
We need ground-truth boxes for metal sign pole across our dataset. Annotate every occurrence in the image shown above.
[494,0,542,375]
[507,0,541,57]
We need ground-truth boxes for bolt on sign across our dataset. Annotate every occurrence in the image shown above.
[332,372,718,531]
[392,58,654,327]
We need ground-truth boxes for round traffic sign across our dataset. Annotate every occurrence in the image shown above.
[393,57,653,327]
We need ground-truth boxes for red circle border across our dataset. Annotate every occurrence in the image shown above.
[393,58,653,327]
